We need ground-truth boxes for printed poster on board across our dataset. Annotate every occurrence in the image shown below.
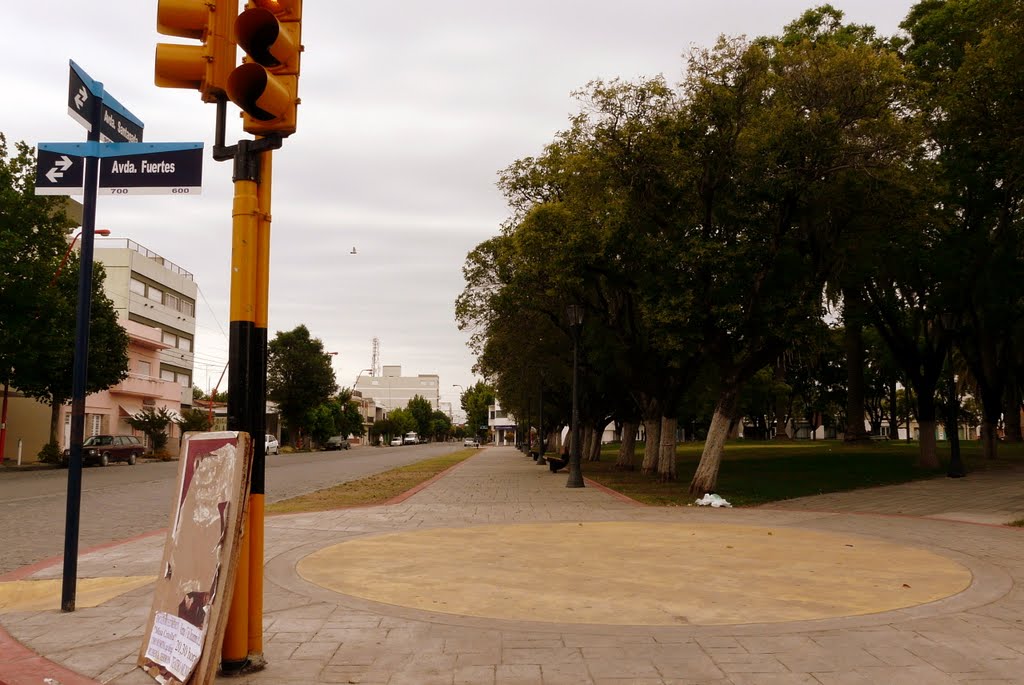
[137,431,252,684]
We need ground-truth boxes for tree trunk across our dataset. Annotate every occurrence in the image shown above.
[918,419,938,469]
[844,317,870,443]
[690,388,739,495]
[657,416,677,482]
[641,418,660,475]
[49,403,61,447]
[588,424,603,461]
[773,359,790,440]
[1003,383,1022,443]
[981,419,1000,460]
[616,421,637,470]
[889,378,900,439]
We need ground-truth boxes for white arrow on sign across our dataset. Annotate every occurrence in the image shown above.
[74,86,88,110]
[45,156,74,183]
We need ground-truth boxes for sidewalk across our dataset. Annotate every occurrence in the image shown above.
[1,446,1023,684]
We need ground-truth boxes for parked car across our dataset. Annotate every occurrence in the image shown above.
[389,437,403,446]
[403,432,419,445]
[61,435,145,467]
[265,434,280,455]
[326,435,350,450]
[463,437,480,448]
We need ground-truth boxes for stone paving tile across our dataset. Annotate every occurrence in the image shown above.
[3,448,1024,685]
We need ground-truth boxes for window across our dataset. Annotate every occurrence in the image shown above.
[178,374,191,387]
[165,294,179,311]
[147,286,163,303]
[90,414,102,436]
[161,369,175,382]
[177,337,192,352]
[130,278,146,296]
[180,300,194,316]
[138,360,151,376]
[162,331,176,346]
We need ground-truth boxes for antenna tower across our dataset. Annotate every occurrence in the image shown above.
[371,337,380,377]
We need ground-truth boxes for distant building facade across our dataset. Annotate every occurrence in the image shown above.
[354,365,439,413]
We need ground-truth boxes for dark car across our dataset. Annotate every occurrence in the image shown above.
[62,434,146,467]
[325,435,350,450]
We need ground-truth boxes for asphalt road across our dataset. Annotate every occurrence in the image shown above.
[0,442,463,576]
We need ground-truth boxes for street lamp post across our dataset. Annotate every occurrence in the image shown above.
[566,304,585,488]
[939,313,965,478]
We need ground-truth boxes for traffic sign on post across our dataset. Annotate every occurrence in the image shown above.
[67,61,144,143]
[35,148,85,195]
[36,142,204,196]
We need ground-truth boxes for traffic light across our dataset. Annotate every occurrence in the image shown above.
[227,0,302,136]
[155,0,238,102]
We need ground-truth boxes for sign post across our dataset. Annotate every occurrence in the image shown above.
[37,60,201,613]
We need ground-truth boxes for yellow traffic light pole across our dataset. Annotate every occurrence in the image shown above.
[154,0,300,675]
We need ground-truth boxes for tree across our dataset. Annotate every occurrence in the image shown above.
[175,407,212,434]
[406,394,434,438]
[0,135,76,395]
[127,406,175,453]
[267,325,337,446]
[1,135,126,451]
[15,255,130,447]
[902,0,1024,459]
[459,382,494,438]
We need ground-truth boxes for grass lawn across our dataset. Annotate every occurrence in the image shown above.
[579,439,1024,507]
[265,448,478,514]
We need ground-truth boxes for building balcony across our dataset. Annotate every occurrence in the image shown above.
[112,374,181,403]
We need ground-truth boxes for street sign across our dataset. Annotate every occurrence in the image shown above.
[35,147,85,195]
[67,60,144,143]
[36,142,203,196]
[99,143,202,195]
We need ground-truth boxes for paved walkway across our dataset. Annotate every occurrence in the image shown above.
[1,447,1023,684]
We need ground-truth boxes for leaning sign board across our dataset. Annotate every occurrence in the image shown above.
[35,142,203,196]
[138,431,252,685]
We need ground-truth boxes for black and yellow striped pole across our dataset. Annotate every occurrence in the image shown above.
[222,140,259,672]
[248,149,272,661]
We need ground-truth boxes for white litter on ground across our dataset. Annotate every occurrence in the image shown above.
[695,493,732,508]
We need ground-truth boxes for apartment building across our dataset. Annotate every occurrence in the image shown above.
[95,237,197,410]
[354,365,440,413]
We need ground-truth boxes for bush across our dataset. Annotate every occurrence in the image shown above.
[38,441,62,464]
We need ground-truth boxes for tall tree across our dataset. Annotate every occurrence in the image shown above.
[16,255,130,447]
[902,0,1024,459]
[267,325,337,446]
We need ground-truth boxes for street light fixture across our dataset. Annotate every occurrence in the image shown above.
[50,228,111,286]
[566,304,585,488]
[939,313,965,478]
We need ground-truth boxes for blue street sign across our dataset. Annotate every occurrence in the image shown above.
[67,60,144,144]
[36,142,203,196]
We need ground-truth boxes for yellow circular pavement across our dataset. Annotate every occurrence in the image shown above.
[298,522,972,625]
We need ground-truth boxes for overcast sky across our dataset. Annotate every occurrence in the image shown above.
[5,1,916,414]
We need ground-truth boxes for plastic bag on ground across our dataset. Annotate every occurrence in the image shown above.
[695,493,732,508]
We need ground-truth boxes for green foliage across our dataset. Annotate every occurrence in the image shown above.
[267,325,337,445]
[126,406,175,453]
[406,394,433,437]
[459,382,494,437]
[307,400,344,446]
[175,407,212,433]
[338,398,366,439]
[37,441,62,464]
[387,407,418,436]
[429,410,453,441]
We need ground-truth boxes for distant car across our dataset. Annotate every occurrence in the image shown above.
[61,435,145,467]
[463,437,479,448]
[265,434,280,455]
[326,435,350,450]
[390,437,403,446]
[403,432,419,445]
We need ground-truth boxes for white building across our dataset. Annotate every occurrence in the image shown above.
[488,400,517,446]
[95,237,198,409]
[354,365,439,413]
